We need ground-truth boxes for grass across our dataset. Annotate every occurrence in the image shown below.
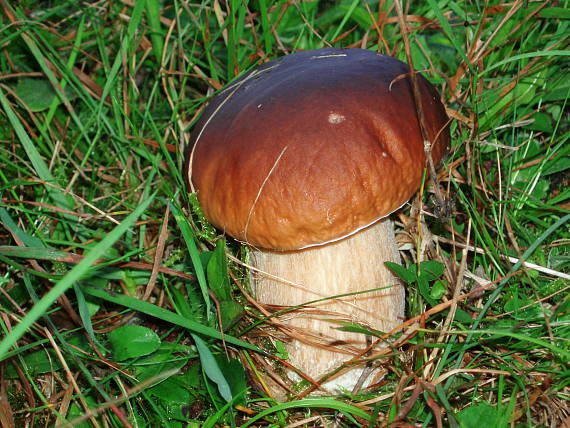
[0,0,568,426]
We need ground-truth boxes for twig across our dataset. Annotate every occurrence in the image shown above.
[143,204,170,300]
[435,236,570,280]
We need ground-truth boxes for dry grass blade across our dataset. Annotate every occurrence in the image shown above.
[0,370,15,428]
[143,204,170,300]
[45,329,102,428]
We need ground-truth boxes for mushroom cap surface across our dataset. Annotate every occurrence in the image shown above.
[187,48,450,250]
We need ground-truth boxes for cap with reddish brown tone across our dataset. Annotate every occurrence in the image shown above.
[187,47,449,250]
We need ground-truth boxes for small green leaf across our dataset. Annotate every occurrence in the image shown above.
[205,240,243,328]
[5,334,89,378]
[418,261,445,282]
[0,246,66,260]
[219,300,243,330]
[193,334,232,402]
[6,349,62,378]
[544,154,570,175]
[150,383,192,420]
[538,7,570,19]
[526,112,554,133]
[430,280,446,301]
[504,295,540,321]
[337,322,377,336]
[387,261,445,307]
[108,325,161,361]
[14,78,59,112]
[417,278,437,306]
[456,403,499,428]
[544,85,570,101]
[171,285,203,322]
[148,375,191,404]
[479,82,537,130]
[68,394,98,428]
[216,356,247,406]
[385,262,417,284]
[207,239,231,301]
[274,339,289,360]
[134,345,194,382]
[144,0,164,61]
[453,308,474,324]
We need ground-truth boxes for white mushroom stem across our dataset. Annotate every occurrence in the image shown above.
[252,218,404,392]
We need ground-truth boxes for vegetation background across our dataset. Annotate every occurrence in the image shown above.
[0,0,568,426]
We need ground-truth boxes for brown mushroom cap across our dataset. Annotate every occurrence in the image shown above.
[188,48,450,250]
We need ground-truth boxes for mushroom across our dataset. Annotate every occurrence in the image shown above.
[186,48,450,392]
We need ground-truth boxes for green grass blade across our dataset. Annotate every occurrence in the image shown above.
[7,5,89,144]
[0,208,44,248]
[416,328,570,360]
[73,283,98,345]
[171,202,211,317]
[0,246,70,260]
[0,194,155,360]
[258,0,273,53]
[192,334,232,402]
[479,50,570,77]
[97,0,146,117]
[448,213,570,373]
[0,88,72,210]
[426,0,472,72]
[329,0,359,42]
[145,0,164,62]
[43,15,86,130]
[80,285,263,354]
[240,398,373,426]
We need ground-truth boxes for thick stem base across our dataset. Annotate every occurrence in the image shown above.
[252,218,404,393]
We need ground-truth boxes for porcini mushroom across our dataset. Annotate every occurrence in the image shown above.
[186,48,449,392]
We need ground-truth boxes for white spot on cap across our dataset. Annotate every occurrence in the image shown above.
[328,112,345,124]
[381,152,388,157]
